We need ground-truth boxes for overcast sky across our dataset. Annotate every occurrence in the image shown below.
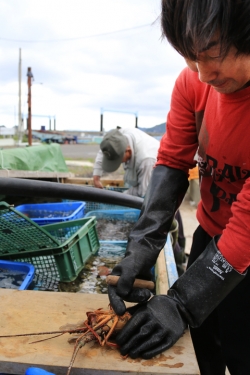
[0,0,186,132]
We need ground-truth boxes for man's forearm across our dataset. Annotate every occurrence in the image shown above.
[93,149,104,177]
[93,175,103,189]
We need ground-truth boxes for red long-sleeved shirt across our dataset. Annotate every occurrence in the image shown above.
[156,67,250,273]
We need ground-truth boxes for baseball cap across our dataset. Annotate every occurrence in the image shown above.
[100,129,128,172]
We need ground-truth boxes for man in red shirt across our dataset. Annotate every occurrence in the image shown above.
[107,1,250,374]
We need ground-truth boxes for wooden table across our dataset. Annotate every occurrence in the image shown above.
[0,289,199,375]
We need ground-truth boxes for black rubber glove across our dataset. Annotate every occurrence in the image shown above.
[108,165,189,315]
[115,237,246,359]
[108,242,155,315]
[117,295,187,359]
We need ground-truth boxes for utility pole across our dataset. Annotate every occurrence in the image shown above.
[100,111,103,133]
[18,48,22,143]
[100,108,138,133]
[27,67,33,146]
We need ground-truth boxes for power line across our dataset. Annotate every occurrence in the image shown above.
[0,23,152,44]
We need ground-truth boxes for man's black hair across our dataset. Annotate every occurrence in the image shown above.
[161,0,250,60]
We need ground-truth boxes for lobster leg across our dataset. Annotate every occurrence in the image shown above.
[102,316,119,346]
[67,332,94,375]
[91,315,115,332]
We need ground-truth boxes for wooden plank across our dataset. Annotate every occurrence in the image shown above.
[164,236,179,288]
[0,170,73,179]
[63,177,124,187]
[0,289,199,375]
[63,170,199,185]
[155,249,169,294]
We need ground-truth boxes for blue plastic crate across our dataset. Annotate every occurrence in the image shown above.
[15,201,86,226]
[85,201,132,213]
[84,186,134,213]
[85,209,140,241]
[85,208,140,222]
[63,187,136,213]
[0,260,35,290]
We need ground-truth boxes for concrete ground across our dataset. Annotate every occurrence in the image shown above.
[60,143,100,160]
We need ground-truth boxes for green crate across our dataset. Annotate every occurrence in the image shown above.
[2,222,100,282]
[0,201,99,255]
[0,201,60,256]
[0,202,100,282]
[5,224,100,282]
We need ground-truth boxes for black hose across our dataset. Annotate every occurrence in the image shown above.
[0,178,143,210]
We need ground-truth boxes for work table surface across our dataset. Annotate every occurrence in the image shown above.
[0,289,199,375]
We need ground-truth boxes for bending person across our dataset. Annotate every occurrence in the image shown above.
[93,127,159,198]
[107,2,250,374]
[93,127,186,275]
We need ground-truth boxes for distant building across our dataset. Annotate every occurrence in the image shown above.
[0,126,16,136]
